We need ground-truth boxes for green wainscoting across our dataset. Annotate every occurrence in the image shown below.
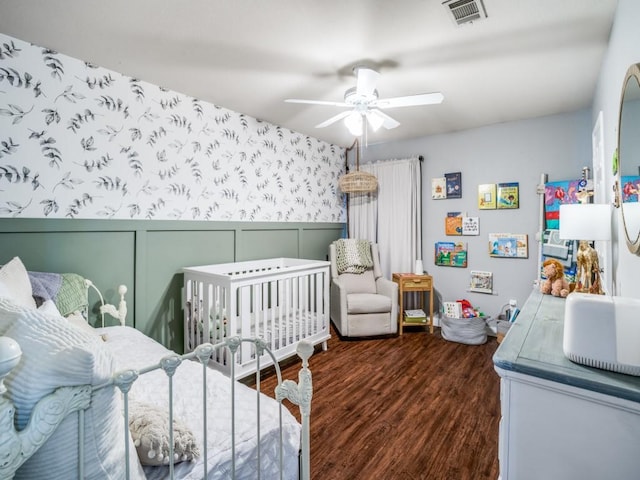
[0,219,344,352]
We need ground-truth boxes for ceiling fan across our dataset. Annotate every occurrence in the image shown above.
[285,66,444,136]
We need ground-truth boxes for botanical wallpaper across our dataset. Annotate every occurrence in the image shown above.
[0,33,346,222]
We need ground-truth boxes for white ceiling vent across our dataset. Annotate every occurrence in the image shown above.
[442,0,488,26]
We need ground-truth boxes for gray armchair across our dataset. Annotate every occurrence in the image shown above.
[329,241,398,337]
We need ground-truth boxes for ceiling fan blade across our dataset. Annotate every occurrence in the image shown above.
[375,92,444,109]
[355,67,380,97]
[370,109,400,130]
[315,110,353,128]
[285,98,349,107]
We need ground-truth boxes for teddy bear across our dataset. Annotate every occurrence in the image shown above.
[540,258,570,298]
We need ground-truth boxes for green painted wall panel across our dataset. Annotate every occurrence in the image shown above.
[0,231,135,326]
[237,229,300,260]
[301,227,346,260]
[140,229,235,351]
[0,219,343,351]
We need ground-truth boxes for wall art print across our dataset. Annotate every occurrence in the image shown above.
[496,182,519,209]
[543,179,581,230]
[444,172,462,199]
[431,177,446,199]
[478,183,496,210]
[469,270,493,294]
[434,241,467,267]
[488,233,528,258]
[0,33,346,222]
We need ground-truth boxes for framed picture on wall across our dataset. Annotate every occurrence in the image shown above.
[444,172,462,199]
[462,216,479,235]
[488,233,528,258]
[478,184,496,209]
[435,241,468,267]
[432,177,447,199]
[470,270,493,294]
[445,212,463,235]
[497,182,519,209]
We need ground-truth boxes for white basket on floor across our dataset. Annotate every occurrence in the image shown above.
[441,315,488,345]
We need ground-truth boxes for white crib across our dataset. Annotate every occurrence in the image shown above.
[183,258,330,379]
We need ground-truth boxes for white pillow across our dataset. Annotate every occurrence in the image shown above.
[37,299,61,317]
[0,257,36,309]
[37,301,108,342]
[66,310,108,341]
[0,299,145,480]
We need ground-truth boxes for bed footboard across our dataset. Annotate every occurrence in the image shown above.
[107,336,314,480]
[1,334,314,480]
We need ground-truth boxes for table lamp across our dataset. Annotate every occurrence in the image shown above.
[559,203,611,295]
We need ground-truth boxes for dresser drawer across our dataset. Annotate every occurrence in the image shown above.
[401,277,432,290]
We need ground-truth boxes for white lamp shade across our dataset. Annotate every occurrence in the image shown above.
[559,203,612,241]
[366,110,384,131]
[344,112,363,136]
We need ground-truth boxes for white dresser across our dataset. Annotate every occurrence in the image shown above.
[493,289,640,480]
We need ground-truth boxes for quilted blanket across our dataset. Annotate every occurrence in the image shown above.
[28,271,88,316]
[335,239,374,274]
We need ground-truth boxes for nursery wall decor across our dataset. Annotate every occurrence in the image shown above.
[478,184,497,209]
[543,179,583,229]
[469,270,493,293]
[432,177,447,199]
[497,182,520,209]
[445,212,463,235]
[444,172,462,198]
[435,241,468,267]
[488,233,528,258]
[0,33,345,222]
[445,213,479,236]
[461,216,479,235]
[541,179,583,286]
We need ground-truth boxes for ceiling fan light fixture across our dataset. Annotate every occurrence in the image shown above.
[367,110,384,131]
[344,112,363,136]
[284,65,443,136]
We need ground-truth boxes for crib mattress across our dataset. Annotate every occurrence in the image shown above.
[97,326,301,480]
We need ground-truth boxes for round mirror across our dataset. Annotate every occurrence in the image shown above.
[617,63,640,255]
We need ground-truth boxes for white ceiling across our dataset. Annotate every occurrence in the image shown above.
[0,0,618,147]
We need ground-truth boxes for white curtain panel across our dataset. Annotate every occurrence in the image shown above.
[348,157,422,279]
[347,191,377,242]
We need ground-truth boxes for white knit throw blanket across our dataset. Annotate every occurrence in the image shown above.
[335,239,374,274]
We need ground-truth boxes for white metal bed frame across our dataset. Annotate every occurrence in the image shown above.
[0,282,313,480]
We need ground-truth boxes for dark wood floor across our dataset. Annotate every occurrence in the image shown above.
[258,325,501,480]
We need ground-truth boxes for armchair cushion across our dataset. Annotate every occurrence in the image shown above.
[340,270,377,294]
[347,293,392,314]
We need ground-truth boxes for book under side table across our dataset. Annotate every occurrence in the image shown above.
[392,273,434,335]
